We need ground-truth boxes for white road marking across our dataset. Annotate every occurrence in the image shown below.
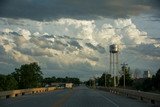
[97,92,119,107]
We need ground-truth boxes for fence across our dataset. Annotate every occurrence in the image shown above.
[0,87,56,99]
[97,87,160,105]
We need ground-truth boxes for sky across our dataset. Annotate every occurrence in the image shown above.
[0,0,160,80]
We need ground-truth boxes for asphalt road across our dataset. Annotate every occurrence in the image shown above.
[0,86,155,107]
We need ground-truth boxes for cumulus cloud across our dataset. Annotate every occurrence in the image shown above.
[0,17,160,79]
[9,50,35,63]
[17,28,31,40]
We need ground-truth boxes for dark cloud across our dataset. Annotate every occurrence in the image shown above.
[10,32,21,36]
[86,43,97,50]
[87,56,99,62]
[129,44,160,57]
[0,0,160,21]
[96,45,106,54]
[86,43,106,54]
[0,45,5,54]
[68,40,83,49]
[52,42,67,51]
[55,40,68,47]
[1,29,21,36]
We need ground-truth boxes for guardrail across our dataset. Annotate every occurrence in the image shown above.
[0,87,56,99]
[97,87,160,105]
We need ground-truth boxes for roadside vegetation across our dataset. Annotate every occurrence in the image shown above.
[0,62,80,91]
[85,68,160,93]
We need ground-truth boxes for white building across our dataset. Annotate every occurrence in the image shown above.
[65,83,73,89]
[143,70,151,78]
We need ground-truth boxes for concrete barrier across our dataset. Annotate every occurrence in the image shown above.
[97,87,160,105]
[0,87,56,99]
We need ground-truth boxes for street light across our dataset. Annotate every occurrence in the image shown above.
[121,63,128,88]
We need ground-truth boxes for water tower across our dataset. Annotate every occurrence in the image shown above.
[109,44,119,87]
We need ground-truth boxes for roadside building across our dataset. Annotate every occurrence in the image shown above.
[143,70,151,78]
[65,83,73,89]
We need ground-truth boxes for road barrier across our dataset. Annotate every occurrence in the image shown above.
[0,87,56,99]
[97,87,160,105]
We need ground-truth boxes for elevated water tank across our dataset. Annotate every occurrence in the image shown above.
[110,44,119,53]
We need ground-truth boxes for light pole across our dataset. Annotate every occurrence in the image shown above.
[121,63,128,88]
[93,76,96,89]
[105,73,106,87]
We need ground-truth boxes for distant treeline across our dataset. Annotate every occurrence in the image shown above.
[0,62,80,91]
[42,76,80,86]
[85,67,160,93]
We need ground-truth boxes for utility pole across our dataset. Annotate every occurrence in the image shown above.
[121,63,128,89]
[105,73,106,87]
[90,79,92,87]
[93,76,96,89]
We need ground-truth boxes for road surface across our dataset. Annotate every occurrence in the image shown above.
[0,86,155,107]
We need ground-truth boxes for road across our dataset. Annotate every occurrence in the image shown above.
[0,86,154,107]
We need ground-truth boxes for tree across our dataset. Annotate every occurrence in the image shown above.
[12,62,43,89]
[132,78,144,90]
[98,73,113,87]
[0,74,18,91]
[42,76,56,86]
[0,74,6,91]
[42,76,81,86]
[4,75,18,91]
[84,79,94,86]
[154,69,160,91]
[119,66,133,87]
[71,77,81,85]
[142,78,153,91]
[11,70,21,87]
[132,69,160,92]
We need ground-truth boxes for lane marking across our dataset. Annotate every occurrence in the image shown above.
[97,92,119,107]
[52,89,74,107]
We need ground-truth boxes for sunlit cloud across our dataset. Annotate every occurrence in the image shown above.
[0,17,160,80]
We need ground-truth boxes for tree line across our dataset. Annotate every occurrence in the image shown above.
[85,67,160,92]
[42,76,80,86]
[133,69,160,92]
[0,62,80,91]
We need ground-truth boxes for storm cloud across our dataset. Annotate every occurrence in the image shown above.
[0,0,160,21]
